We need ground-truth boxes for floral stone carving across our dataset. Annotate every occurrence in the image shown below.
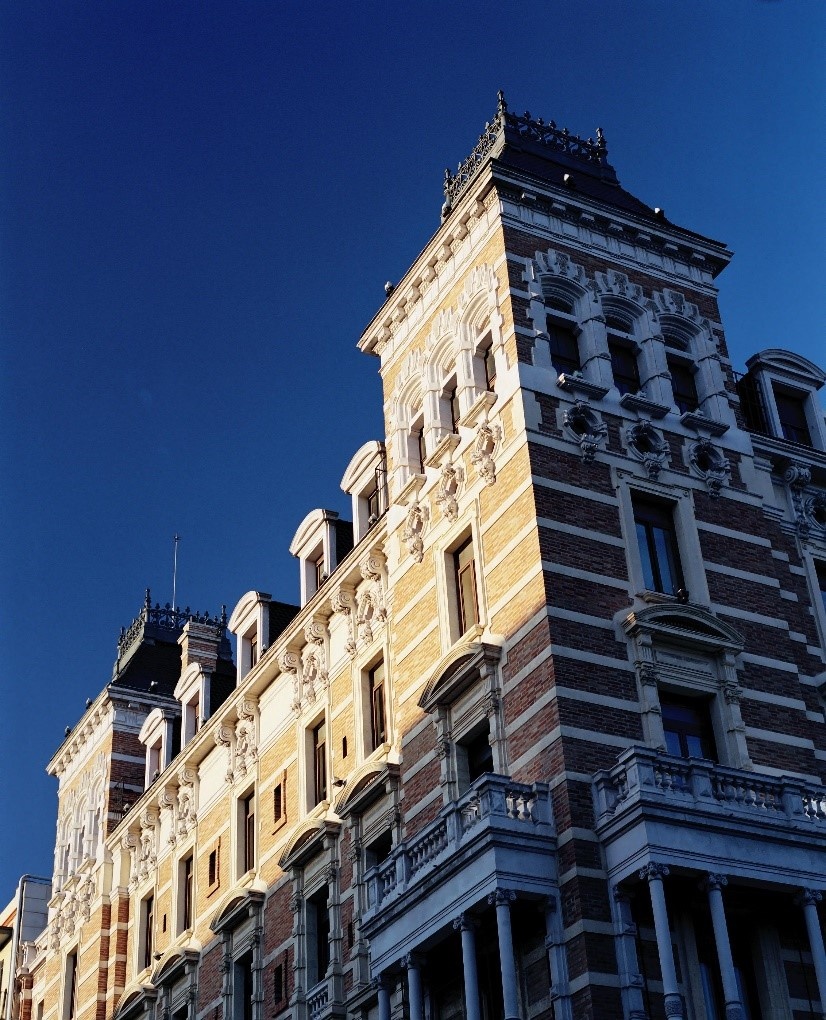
[625,420,668,479]
[688,438,730,498]
[471,418,502,485]
[402,501,429,563]
[436,460,464,521]
[563,400,608,463]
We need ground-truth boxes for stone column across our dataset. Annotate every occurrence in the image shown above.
[453,914,481,1020]
[402,953,424,1020]
[489,889,520,1020]
[798,889,826,1016]
[375,974,392,1020]
[702,875,743,1020]
[639,863,684,1020]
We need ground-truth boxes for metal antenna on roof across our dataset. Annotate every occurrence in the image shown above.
[172,533,181,611]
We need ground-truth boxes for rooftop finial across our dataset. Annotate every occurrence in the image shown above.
[596,126,607,159]
[497,90,507,117]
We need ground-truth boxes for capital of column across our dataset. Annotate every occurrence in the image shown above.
[487,889,517,908]
[452,913,478,932]
[796,888,823,907]
[372,973,395,993]
[701,873,728,892]
[639,862,670,883]
[401,952,425,971]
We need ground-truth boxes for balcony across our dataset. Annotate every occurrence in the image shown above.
[593,746,826,887]
[362,773,556,973]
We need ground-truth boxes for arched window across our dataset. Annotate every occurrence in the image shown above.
[605,311,641,396]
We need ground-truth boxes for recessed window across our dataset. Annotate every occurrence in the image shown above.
[816,561,826,617]
[660,693,716,760]
[444,382,461,433]
[273,780,284,825]
[233,950,253,1020]
[312,721,327,805]
[314,554,325,592]
[547,318,581,376]
[608,337,640,395]
[481,335,497,392]
[306,888,330,987]
[668,356,699,414]
[366,485,381,524]
[633,496,684,596]
[179,854,194,933]
[546,294,574,314]
[141,895,154,971]
[249,635,258,670]
[369,660,386,751]
[273,963,284,1005]
[453,537,479,637]
[64,952,78,1020]
[364,829,393,869]
[773,386,812,446]
[407,410,426,474]
[456,720,493,794]
[207,839,221,892]
[242,792,256,874]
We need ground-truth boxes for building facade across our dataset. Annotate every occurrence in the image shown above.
[13,95,826,1020]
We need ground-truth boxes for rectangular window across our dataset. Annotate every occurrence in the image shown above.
[456,720,493,794]
[483,340,497,392]
[242,792,255,874]
[668,357,699,414]
[313,721,327,805]
[449,386,461,433]
[207,839,221,892]
[141,895,154,971]
[249,635,258,670]
[633,496,684,596]
[454,538,479,636]
[366,485,381,523]
[180,854,194,932]
[364,830,393,870]
[233,950,253,1020]
[273,781,284,825]
[547,319,581,376]
[368,660,386,751]
[306,889,330,987]
[273,963,284,1005]
[64,953,78,1020]
[660,693,716,760]
[773,386,812,446]
[817,561,826,617]
[609,338,641,395]
[314,554,325,592]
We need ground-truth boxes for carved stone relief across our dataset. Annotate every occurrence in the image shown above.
[356,551,388,647]
[436,459,464,521]
[624,420,669,479]
[402,500,429,563]
[688,437,730,498]
[471,418,502,486]
[563,400,608,462]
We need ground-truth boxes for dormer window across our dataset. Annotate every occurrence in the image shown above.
[138,708,180,789]
[229,591,278,684]
[290,511,353,606]
[341,442,387,543]
[773,386,811,446]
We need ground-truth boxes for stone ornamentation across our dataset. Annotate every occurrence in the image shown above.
[300,622,329,710]
[688,438,730,497]
[471,418,502,485]
[214,723,235,784]
[436,459,464,521]
[625,420,668,479]
[138,808,158,882]
[402,501,429,563]
[563,400,608,462]
[277,648,302,715]
[784,462,814,534]
[356,551,388,647]
[176,766,197,838]
[233,698,258,782]
[331,584,357,658]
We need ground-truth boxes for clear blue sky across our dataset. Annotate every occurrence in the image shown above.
[1,1,824,894]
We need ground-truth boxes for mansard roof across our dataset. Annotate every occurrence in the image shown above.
[441,91,725,245]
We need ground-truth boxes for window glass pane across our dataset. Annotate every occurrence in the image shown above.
[609,340,640,394]
[652,526,678,594]
[663,730,683,757]
[669,357,699,413]
[635,521,656,591]
[547,320,580,376]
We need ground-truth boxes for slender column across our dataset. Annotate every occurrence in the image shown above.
[702,875,743,1020]
[402,953,424,1020]
[488,890,520,1020]
[797,889,826,1015]
[639,864,684,1020]
[375,974,392,1020]
[453,915,481,1020]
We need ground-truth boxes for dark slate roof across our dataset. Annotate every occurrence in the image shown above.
[268,600,300,644]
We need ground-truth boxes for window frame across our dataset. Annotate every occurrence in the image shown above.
[633,495,686,597]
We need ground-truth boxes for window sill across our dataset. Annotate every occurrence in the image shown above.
[619,392,670,418]
[556,373,609,400]
[680,410,730,436]
[396,472,425,506]
[425,433,460,468]
[461,390,497,428]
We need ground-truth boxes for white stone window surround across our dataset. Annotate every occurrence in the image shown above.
[340,441,387,544]
[173,849,195,937]
[290,510,346,607]
[61,947,79,1020]
[435,520,488,652]
[354,644,392,764]
[233,782,257,881]
[302,710,330,815]
[744,349,826,451]
[802,551,826,655]
[209,889,266,1020]
[615,473,711,607]
[418,640,506,806]
[174,662,211,747]
[228,590,272,682]
[138,707,180,789]
[622,603,752,770]
[153,950,200,1020]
